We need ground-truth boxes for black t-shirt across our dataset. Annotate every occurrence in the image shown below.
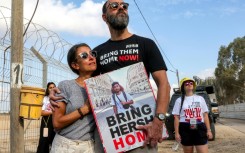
[93,34,167,76]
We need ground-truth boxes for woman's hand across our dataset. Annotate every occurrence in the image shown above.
[175,132,181,143]
[81,99,92,115]
[207,130,213,140]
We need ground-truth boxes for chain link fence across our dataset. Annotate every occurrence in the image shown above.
[0,6,76,153]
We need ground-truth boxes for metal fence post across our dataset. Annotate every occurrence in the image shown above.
[31,47,48,88]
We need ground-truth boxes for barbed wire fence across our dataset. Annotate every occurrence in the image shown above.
[0,6,76,152]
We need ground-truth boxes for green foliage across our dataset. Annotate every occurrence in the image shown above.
[215,36,245,105]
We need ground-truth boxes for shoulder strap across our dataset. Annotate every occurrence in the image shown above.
[113,94,121,108]
[122,91,127,101]
[115,91,128,102]
[112,94,116,103]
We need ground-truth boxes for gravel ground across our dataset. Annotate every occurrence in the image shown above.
[158,122,245,153]
[1,114,245,153]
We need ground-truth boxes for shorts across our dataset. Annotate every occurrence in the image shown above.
[50,134,95,153]
[179,122,208,146]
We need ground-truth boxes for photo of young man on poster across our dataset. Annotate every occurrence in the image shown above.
[111,81,135,114]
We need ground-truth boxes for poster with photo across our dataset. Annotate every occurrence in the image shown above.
[84,62,168,153]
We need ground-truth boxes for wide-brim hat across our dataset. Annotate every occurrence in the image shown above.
[180,77,196,92]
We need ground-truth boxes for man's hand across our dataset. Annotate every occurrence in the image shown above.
[137,118,163,147]
[121,101,127,105]
[49,87,63,111]
[121,100,133,105]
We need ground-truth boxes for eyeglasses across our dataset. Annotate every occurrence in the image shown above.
[77,51,97,60]
[107,2,129,10]
[184,81,194,86]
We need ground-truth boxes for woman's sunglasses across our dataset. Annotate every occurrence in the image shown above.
[107,2,129,10]
[78,51,97,60]
[184,81,194,86]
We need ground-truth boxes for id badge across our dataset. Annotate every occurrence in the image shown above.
[190,118,197,130]
[43,128,49,137]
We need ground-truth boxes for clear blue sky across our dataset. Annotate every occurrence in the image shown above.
[56,0,245,89]
[2,0,245,89]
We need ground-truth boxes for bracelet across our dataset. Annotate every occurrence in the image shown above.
[207,129,211,132]
[77,108,84,119]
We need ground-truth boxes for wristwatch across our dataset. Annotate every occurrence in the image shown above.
[155,113,166,121]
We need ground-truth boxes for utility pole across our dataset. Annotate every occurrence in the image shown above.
[10,0,24,153]
[176,69,180,88]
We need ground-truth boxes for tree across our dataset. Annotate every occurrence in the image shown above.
[215,36,245,105]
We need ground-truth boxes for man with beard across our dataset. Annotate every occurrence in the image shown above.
[50,0,170,152]
[93,0,171,152]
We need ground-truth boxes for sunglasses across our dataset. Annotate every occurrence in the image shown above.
[107,2,129,10]
[77,51,97,60]
[184,81,194,86]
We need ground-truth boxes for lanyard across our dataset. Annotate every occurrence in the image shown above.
[42,115,50,127]
[190,96,195,115]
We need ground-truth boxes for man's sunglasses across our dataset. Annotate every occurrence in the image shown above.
[77,51,97,60]
[107,2,129,10]
[184,81,194,86]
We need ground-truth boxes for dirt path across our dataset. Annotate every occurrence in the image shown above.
[158,122,245,153]
[1,114,245,153]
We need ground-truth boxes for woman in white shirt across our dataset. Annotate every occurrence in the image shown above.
[172,78,213,153]
[37,82,56,153]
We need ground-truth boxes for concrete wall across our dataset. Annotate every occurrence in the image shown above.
[219,103,245,120]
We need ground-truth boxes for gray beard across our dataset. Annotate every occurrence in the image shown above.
[106,12,129,30]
